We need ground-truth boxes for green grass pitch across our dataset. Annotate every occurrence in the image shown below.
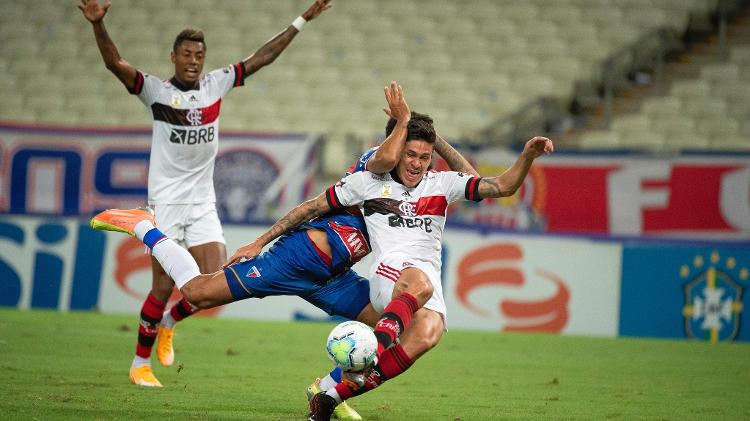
[0,308,748,420]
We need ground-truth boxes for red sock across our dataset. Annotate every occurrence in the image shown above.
[374,292,419,355]
[334,343,413,400]
[135,293,166,359]
[169,298,197,322]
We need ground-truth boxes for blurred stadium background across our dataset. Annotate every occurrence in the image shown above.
[2,0,750,166]
[1,0,749,361]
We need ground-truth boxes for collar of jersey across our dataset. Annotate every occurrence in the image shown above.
[389,169,423,189]
[170,76,200,92]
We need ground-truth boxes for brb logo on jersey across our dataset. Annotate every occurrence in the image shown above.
[364,198,434,232]
[169,126,215,145]
[390,199,432,232]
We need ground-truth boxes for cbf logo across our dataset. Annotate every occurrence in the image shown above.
[682,250,747,343]
[186,108,202,126]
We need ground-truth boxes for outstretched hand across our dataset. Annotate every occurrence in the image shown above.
[78,0,111,23]
[523,136,554,159]
[382,81,410,122]
[224,241,264,268]
[301,0,332,21]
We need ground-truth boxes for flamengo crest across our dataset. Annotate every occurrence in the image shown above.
[186,108,203,126]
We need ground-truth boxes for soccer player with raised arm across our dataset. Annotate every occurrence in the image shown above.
[78,0,332,388]
[236,112,553,420]
[90,82,480,420]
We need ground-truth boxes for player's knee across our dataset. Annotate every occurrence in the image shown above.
[413,280,434,306]
[398,268,434,305]
[179,279,213,310]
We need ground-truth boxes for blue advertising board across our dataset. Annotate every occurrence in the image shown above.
[620,244,750,342]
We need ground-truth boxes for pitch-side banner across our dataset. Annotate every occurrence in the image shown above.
[437,232,622,336]
[0,124,319,222]
[620,244,750,342]
[0,215,622,337]
[441,150,750,240]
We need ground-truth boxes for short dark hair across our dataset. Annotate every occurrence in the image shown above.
[385,111,436,143]
[173,29,206,52]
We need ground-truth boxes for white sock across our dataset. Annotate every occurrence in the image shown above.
[161,310,176,328]
[134,220,156,241]
[151,238,201,289]
[319,374,338,391]
[326,388,343,404]
[131,355,151,369]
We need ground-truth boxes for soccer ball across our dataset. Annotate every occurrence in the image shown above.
[326,321,378,372]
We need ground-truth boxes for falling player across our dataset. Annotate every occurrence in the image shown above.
[235,111,554,420]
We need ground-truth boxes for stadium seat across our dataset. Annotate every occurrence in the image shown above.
[670,80,712,100]
[612,115,652,135]
[730,45,750,65]
[641,96,683,118]
[701,63,741,85]
[680,98,728,119]
[586,6,625,29]
[578,130,622,149]
[617,130,666,151]
[650,115,695,137]
[695,118,740,139]
[711,136,750,151]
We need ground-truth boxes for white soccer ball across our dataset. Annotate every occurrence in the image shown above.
[326,321,378,372]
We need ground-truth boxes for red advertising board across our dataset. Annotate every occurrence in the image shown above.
[447,152,750,239]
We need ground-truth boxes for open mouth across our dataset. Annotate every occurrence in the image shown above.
[185,68,199,77]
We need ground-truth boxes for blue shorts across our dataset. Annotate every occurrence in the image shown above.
[223,230,370,320]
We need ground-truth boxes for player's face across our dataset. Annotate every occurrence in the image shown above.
[171,40,206,85]
[395,139,433,188]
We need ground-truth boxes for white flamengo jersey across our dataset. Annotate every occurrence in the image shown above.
[130,63,245,204]
[326,170,482,273]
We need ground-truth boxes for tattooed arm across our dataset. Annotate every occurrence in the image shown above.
[435,133,479,177]
[224,193,331,266]
[79,0,138,91]
[241,0,331,75]
[477,136,553,198]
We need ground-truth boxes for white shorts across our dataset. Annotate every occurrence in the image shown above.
[369,254,447,322]
[152,202,225,249]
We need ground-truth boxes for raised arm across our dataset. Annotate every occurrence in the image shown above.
[366,81,411,174]
[224,192,332,266]
[477,136,553,198]
[434,133,479,177]
[78,0,138,91]
[241,0,331,76]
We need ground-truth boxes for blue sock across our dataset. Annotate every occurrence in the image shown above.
[142,228,167,250]
[330,366,342,383]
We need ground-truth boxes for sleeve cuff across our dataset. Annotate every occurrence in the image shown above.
[128,71,144,95]
[326,185,344,210]
[464,177,482,202]
[234,62,246,86]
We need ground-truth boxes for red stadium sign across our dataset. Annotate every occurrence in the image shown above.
[451,152,750,239]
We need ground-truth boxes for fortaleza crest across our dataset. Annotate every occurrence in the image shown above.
[682,251,746,343]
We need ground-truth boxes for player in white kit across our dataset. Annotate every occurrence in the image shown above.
[78,0,332,387]
[239,112,553,420]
